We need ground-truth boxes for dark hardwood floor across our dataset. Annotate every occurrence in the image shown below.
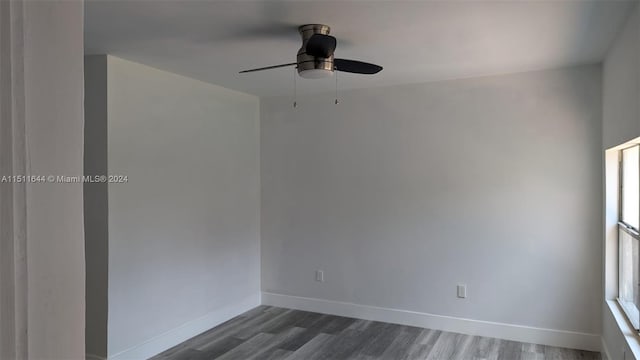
[151,306,601,360]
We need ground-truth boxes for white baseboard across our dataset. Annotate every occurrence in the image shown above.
[108,293,260,360]
[261,292,601,352]
[600,336,612,360]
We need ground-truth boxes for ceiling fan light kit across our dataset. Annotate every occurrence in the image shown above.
[298,68,334,79]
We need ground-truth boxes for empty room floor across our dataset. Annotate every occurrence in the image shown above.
[151,306,601,360]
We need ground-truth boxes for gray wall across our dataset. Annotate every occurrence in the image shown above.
[84,56,261,358]
[21,1,86,358]
[601,4,640,360]
[261,66,602,336]
[603,5,640,150]
[106,56,261,357]
[84,55,109,360]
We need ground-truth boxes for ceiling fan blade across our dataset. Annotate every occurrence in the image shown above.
[334,59,382,74]
[239,63,297,73]
[305,34,337,58]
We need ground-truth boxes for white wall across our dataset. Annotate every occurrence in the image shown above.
[22,1,86,358]
[261,65,603,349]
[98,56,261,358]
[603,5,640,150]
[602,4,640,360]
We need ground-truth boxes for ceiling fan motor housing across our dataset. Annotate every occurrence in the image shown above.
[297,24,334,78]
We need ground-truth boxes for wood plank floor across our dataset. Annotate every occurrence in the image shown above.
[151,306,601,360]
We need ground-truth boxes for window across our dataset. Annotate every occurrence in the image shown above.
[619,144,640,330]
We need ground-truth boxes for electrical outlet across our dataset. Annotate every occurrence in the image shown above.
[316,270,324,282]
[457,284,467,298]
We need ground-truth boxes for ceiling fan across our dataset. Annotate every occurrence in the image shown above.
[239,24,383,79]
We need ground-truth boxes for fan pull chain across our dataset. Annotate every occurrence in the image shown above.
[335,70,339,105]
[293,67,298,108]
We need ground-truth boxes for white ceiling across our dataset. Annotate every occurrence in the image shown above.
[85,0,636,97]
